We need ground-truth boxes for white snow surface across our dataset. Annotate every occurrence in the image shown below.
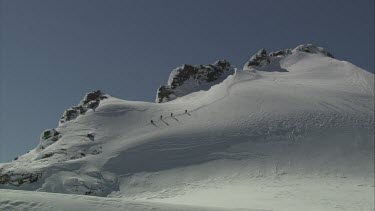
[1,50,374,211]
[0,189,259,211]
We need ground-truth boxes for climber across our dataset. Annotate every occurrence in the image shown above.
[160,115,163,120]
[185,110,188,114]
[150,120,154,124]
[171,112,173,117]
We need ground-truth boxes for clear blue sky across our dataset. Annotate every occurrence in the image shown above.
[1,0,374,162]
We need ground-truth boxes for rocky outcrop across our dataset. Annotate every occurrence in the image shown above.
[244,44,334,71]
[269,49,292,57]
[38,129,61,150]
[294,44,334,58]
[35,90,108,151]
[156,60,235,103]
[243,48,286,71]
[0,171,41,186]
[246,48,270,68]
[60,90,107,124]
[156,86,176,103]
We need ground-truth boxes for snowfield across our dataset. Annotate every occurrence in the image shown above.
[0,189,259,211]
[1,46,374,211]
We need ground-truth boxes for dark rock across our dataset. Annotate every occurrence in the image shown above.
[246,49,270,67]
[71,106,88,115]
[294,44,334,58]
[38,129,61,150]
[156,60,235,103]
[86,100,100,110]
[326,52,334,58]
[80,90,107,106]
[169,64,198,88]
[41,153,54,159]
[42,129,60,140]
[0,174,10,184]
[87,133,95,141]
[61,109,79,123]
[0,172,41,186]
[156,86,177,103]
[244,48,290,72]
[60,90,107,124]
[269,49,292,57]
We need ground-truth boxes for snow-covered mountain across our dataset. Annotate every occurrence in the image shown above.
[0,44,374,211]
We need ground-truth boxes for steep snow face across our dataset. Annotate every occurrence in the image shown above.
[0,46,374,211]
[155,60,235,103]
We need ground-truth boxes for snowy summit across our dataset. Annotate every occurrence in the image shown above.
[0,44,374,211]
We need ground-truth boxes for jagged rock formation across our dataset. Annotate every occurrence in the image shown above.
[60,90,107,124]
[156,44,333,103]
[244,44,334,71]
[269,49,292,57]
[0,172,41,186]
[246,48,270,67]
[44,89,108,151]
[243,48,288,72]
[156,60,235,103]
[294,44,334,58]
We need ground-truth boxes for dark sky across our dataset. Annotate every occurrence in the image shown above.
[0,0,374,162]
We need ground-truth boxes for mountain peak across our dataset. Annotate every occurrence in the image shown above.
[0,44,373,203]
[244,44,334,71]
[294,44,334,58]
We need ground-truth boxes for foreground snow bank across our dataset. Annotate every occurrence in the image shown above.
[0,189,263,211]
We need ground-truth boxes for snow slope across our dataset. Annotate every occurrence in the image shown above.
[0,189,259,211]
[0,45,374,211]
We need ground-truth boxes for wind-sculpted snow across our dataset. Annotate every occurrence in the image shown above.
[0,45,374,211]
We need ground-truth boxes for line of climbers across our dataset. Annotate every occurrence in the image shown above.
[150,110,188,125]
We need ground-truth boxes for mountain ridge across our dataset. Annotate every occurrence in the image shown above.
[0,44,373,211]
